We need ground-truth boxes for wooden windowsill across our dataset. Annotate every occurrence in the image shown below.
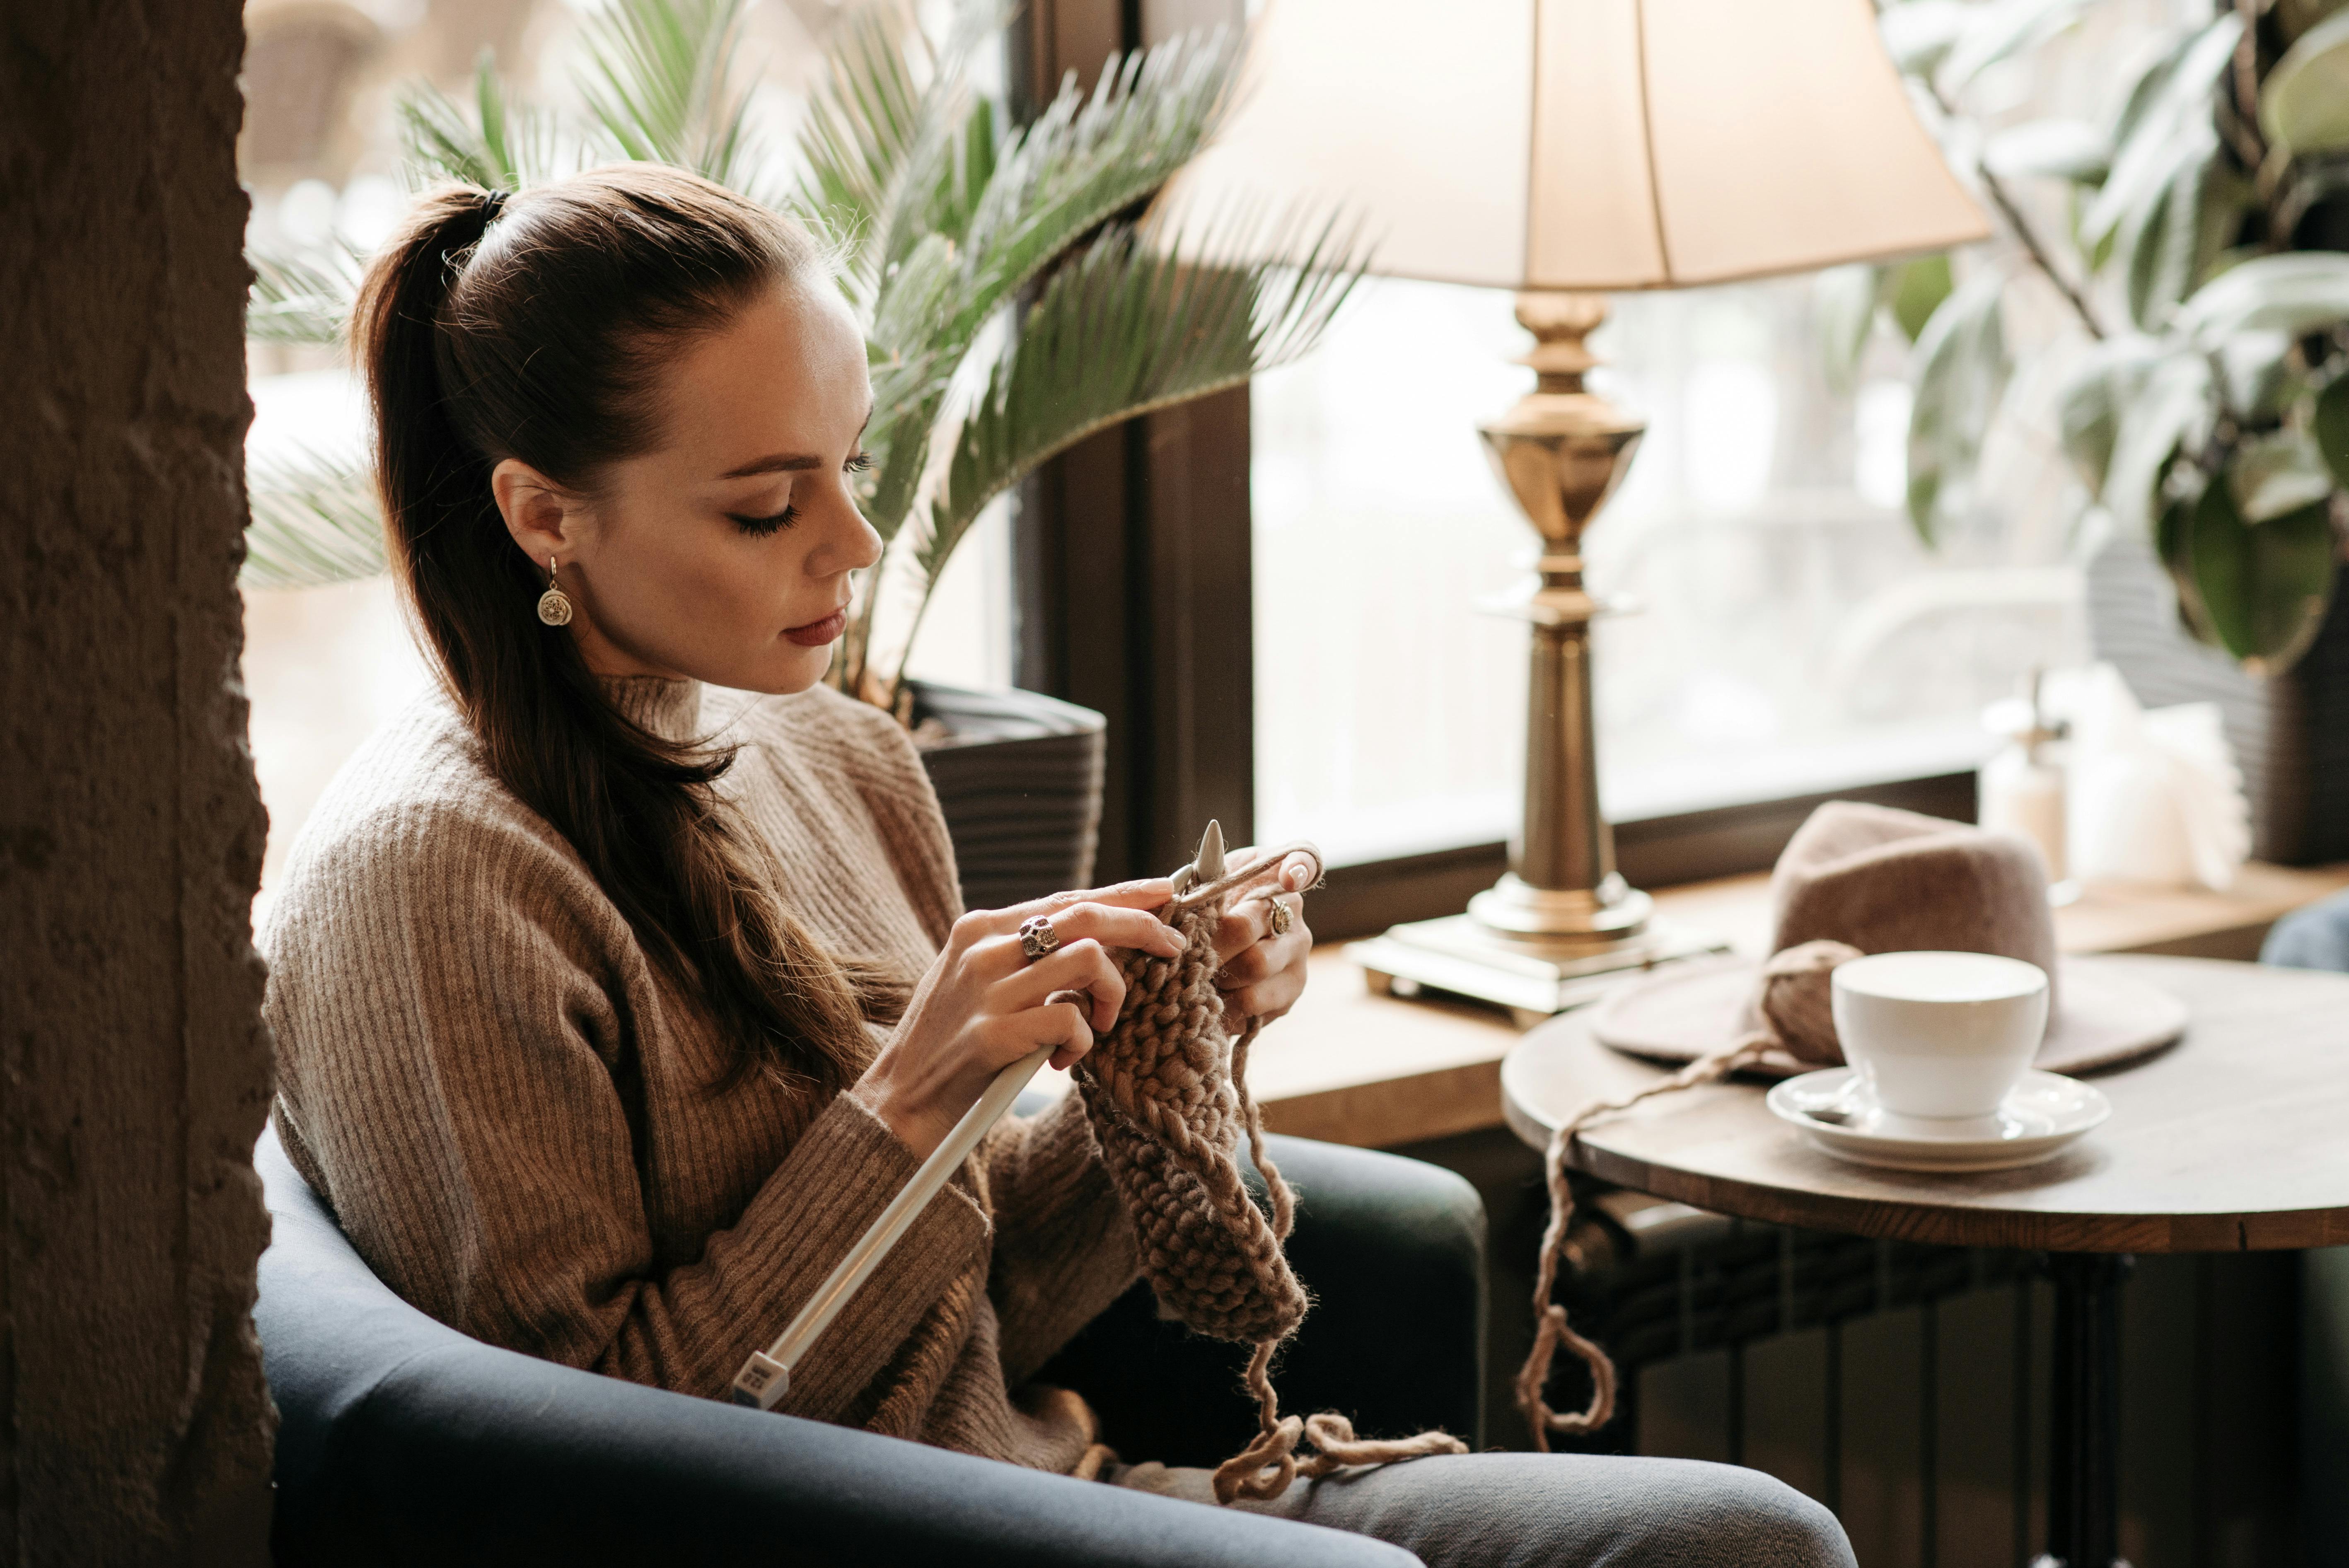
[1229,861,2349,1150]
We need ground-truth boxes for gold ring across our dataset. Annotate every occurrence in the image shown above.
[1268,898,1294,937]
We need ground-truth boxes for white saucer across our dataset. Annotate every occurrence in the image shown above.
[1765,1068,2110,1173]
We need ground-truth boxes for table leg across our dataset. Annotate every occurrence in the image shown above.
[2032,1252,2133,1568]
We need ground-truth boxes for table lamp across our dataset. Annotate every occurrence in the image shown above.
[1168,0,1991,1020]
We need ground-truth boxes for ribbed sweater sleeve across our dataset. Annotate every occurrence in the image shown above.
[263,797,991,1415]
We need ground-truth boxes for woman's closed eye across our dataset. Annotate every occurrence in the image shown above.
[728,452,875,534]
[728,501,798,535]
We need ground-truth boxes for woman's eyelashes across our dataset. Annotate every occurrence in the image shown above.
[727,501,798,536]
[728,454,873,534]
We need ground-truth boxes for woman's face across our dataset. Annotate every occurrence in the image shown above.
[493,278,882,696]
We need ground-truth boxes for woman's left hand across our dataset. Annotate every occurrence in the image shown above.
[1210,848,1318,1034]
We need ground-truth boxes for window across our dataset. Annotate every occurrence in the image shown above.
[1249,270,2085,871]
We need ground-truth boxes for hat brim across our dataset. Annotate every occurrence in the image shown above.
[1589,952,2186,1079]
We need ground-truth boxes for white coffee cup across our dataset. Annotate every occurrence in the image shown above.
[1830,950,2050,1122]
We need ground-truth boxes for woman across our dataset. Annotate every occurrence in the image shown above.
[262,164,1853,1567]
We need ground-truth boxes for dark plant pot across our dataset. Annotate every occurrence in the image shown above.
[2086,524,2349,865]
[907,679,1107,911]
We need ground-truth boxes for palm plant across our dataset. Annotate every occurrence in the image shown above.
[1821,0,2349,675]
[244,0,1359,712]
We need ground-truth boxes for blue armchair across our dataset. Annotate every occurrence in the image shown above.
[254,1110,1485,1567]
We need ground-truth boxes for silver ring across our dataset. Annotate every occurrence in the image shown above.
[1268,898,1295,938]
[1018,915,1062,962]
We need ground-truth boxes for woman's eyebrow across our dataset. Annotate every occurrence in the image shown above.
[717,452,823,478]
[713,406,876,480]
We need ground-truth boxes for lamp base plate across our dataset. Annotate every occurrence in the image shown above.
[1349,914,1729,1029]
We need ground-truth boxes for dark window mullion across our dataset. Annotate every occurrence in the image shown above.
[1007,0,1255,880]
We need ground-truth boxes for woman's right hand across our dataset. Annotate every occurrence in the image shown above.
[850,879,1184,1160]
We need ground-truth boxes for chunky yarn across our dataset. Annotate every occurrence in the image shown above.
[1757,939,1864,1065]
[1515,943,1864,1448]
[1073,843,1468,1502]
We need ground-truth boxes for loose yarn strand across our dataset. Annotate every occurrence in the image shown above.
[1228,1023,1294,1241]
[1514,1034,1771,1448]
[1075,843,1467,1505]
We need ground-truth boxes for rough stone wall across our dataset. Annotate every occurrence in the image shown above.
[0,3,276,1564]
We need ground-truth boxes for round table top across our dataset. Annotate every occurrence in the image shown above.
[1500,954,2349,1254]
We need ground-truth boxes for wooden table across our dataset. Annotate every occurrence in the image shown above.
[1229,860,2349,1150]
[1499,955,2349,1568]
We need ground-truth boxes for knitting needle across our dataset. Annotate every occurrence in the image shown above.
[730,821,1230,1413]
[1170,819,1224,896]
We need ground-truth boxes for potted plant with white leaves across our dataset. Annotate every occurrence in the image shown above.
[244,0,1358,905]
[1818,0,2349,862]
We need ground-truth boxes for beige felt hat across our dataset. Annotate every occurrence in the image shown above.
[1591,801,2187,1078]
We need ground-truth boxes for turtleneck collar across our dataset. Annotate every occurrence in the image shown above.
[599,675,704,744]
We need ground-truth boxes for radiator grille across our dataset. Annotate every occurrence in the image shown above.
[1534,1193,2299,1568]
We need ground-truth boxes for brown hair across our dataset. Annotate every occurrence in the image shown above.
[353,165,896,1095]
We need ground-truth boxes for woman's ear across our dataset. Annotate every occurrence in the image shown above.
[491,458,587,568]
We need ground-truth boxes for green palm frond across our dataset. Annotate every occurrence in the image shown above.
[397,51,561,191]
[247,249,354,345]
[243,451,388,590]
[859,231,964,543]
[798,1,926,283]
[952,27,1243,331]
[847,23,1256,543]
[577,0,763,191]
[933,213,1358,563]
[843,2,1012,285]
[863,208,1359,699]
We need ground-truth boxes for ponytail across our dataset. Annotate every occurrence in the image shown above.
[352,172,900,1097]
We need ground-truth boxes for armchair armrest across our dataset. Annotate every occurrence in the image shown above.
[255,1130,1416,1568]
[1035,1130,1488,1466]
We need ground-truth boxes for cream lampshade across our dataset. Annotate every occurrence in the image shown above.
[1168,0,1991,1019]
[1172,0,1989,291]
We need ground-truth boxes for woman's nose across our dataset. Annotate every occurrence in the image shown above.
[812,495,884,577]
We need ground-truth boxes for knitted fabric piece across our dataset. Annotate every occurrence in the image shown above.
[1077,894,1305,1345]
[1072,845,1466,1502]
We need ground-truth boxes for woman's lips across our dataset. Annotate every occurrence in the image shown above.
[783,609,846,647]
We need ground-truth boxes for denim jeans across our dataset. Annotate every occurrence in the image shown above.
[1110,1453,1857,1568]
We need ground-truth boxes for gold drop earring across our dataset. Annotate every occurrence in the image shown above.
[536,557,574,627]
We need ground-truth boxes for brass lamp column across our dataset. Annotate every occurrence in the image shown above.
[1467,292,1651,942]
[1346,297,1724,1025]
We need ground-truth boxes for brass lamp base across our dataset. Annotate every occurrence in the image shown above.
[1468,871,1652,938]
[1348,916,1727,1031]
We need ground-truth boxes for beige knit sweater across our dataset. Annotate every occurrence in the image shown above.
[263,674,1142,1473]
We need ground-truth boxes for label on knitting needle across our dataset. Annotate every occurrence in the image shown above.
[731,1351,789,1409]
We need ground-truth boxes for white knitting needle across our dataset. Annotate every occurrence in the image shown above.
[729,821,1228,1413]
[731,1040,1050,1409]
